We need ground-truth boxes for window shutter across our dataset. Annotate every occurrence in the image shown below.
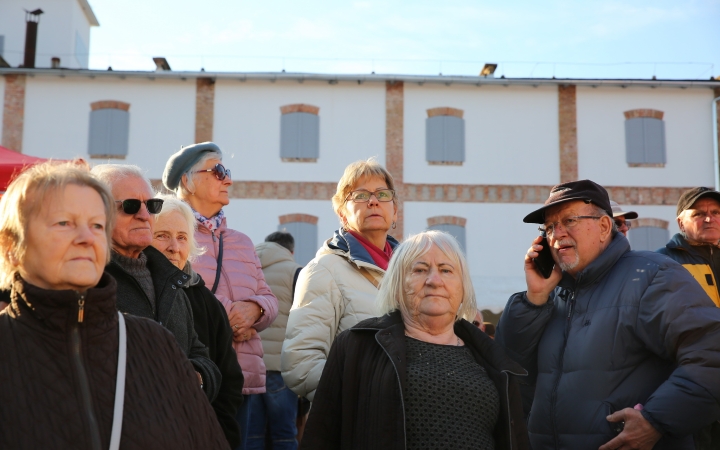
[443,116,465,163]
[426,116,445,162]
[280,113,300,158]
[625,118,645,164]
[278,221,318,266]
[0,36,5,58]
[642,118,666,164]
[428,224,466,253]
[628,226,668,251]
[88,109,129,158]
[298,113,320,159]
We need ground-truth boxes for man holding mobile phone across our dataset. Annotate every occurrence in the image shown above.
[496,180,720,450]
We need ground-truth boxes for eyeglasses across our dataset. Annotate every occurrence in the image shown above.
[193,163,231,181]
[345,188,395,203]
[115,199,164,215]
[472,320,482,327]
[614,219,632,229]
[539,215,601,237]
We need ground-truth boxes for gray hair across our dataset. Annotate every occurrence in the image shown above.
[176,151,223,198]
[90,164,154,193]
[376,230,477,321]
[153,194,205,262]
[0,162,115,290]
[590,204,618,235]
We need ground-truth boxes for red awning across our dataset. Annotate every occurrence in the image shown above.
[0,145,51,192]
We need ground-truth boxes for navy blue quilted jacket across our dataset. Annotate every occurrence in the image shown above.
[497,233,720,450]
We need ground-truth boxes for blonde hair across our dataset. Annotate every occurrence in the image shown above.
[376,230,477,321]
[153,193,205,262]
[0,161,116,289]
[331,157,396,221]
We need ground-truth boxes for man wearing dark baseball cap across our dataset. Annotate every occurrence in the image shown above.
[496,180,720,450]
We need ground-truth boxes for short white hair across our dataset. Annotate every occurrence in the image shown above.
[154,193,205,262]
[176,151,223,198]
[90,164,154,193]
[376,230,477,321]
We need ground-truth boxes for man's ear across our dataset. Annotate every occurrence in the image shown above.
[599,215,613,241]
[677,214,685,233]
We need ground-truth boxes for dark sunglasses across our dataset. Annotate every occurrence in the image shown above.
[115,198,164,215]
[472,320,482,327]
[614,219,632,229]
[193,163,231,181]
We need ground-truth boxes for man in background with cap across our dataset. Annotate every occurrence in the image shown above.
[657,187,720,449]
[496,179,720,450]
[610,200,638,237]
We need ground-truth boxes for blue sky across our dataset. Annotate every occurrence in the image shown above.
[87,0,720,79]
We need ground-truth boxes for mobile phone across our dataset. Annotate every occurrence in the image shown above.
[533,232,555,279]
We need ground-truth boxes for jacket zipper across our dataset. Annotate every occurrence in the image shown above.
[376,334,408,450]
[70,293,103,450]
[550,286,577,450]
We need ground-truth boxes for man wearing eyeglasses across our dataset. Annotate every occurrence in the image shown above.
[92,164,222,403]
[610,200,638,238]
[496,180,720,450]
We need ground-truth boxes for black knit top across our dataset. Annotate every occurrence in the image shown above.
[404,336,500,450]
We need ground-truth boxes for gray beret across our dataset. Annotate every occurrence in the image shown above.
[162,142,222,191]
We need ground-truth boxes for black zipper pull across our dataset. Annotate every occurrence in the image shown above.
[211,230,216,242]
[77,295,85,323]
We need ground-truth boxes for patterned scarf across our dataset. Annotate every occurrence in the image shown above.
[193,208,225,232]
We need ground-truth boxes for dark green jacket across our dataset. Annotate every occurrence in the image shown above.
[657,233,720,307]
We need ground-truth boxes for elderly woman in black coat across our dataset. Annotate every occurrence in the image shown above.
[301,230,529,450]
[150,194,245,449]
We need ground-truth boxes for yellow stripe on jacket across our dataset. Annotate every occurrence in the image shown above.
[681,264,720,307]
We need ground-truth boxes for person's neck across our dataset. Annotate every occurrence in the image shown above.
[112,246,144,259]
[183,196,221,219]
[403,313,459,345]
[686,236,720,248]
[349,229,387,250]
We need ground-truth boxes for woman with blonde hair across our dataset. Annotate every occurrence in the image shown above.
[301,231,529,450]
[281,157,400,403]
[0,162,227,449]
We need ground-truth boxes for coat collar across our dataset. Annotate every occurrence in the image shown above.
[326,228,400,267]
[665,232,718,256]
[558,232,631,291]
[352,310,527,376]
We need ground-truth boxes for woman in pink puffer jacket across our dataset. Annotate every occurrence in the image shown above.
[163,142,278,450]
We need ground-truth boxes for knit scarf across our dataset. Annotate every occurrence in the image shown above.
[347,230,393,270]
[193,208,225,232]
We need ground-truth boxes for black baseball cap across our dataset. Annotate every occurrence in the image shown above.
[523,180,613,224]
[676,187,720,217]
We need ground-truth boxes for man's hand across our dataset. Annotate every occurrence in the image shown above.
[524,235,562,305]
[228,301,262,334]
[599,408,662,450]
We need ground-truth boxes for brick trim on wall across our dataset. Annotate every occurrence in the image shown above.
[2,74,26,152]
[386,81,405,240]
[426,107,464,119]
[624,109,664,120]
[279,213,319,225]
[195,77,215,143]
[634,218,669,229]
[558,84,578,183]
[427,215,467,227]
[281,104,320,115]
[90,100,130,111]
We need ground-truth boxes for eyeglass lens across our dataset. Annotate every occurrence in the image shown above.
[119,199,164,214]
[348,189,394,202]
[213,164,230,181]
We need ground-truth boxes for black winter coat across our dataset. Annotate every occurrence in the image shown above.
[657,233,720,307]
[497,233,720,450]
[183,263,245,449]
[0,274,229,449]
[105,246,221,402]
[300,311,530,450]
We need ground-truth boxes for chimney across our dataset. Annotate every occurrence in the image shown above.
[51,57,60,68]
[23,9,44,68]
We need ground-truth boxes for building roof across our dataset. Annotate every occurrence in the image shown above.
[1,67,718,90]
[77,0,99,26]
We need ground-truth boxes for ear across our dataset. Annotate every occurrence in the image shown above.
[677,214,685,233]
[599,215,613,242]
[180,174,194,195]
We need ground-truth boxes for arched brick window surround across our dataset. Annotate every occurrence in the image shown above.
[634,218,669,229]
[426,215,467,251]
[427,215,467,227]
[426,107,465,166]
[88,100,131,159]
[623,109,666,168]
[624,109,664,120]
[280,104,320,163]
[278,213,319,266]
[279,213,318,225]
[628,217,669,251]
[427,107,464,119]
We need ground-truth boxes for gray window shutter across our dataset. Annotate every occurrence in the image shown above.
[427,224,466,253]
[281,112,319,159]
[444,116,465,163]
[88,109,130,158]
[278,221,318,266]
[642,118,666,164]
[625,118,645,164]
[628,226,669,251]
[426,116,445,162]
[0,36,5,57]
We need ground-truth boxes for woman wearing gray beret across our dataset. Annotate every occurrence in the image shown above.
[163,142,279,450]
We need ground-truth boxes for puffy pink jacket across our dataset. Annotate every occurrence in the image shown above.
[193,218,278,394]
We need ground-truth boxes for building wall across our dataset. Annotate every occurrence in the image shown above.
[213,79,387,183]
[577,86,715,187]
[0,0,93,69]
[22,76,195,176]
[404,83,560,185]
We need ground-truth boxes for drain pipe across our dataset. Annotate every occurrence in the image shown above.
[714,94,720,190]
